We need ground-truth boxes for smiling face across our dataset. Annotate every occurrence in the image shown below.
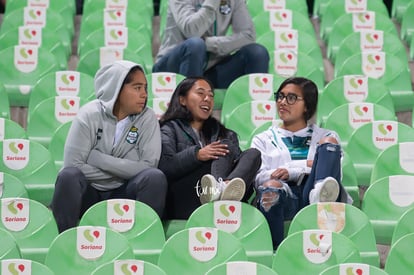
[277,83,307,130]
[179,79,214,127]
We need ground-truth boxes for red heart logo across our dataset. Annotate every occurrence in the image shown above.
[229,205,235,213]
[365,14,370,20]
[205,232,212,240]
[362,106,368,113]
[32,30,37,36]
[69,75,75,82]
[265,104,271,111]
[287,54,292,60]
[165,76,171,83]
[386,125,392,132]
[282,13,287,18]
[118,31,123,36]
[375,55,380,61]
[17,203,23,210]
[27,49,33,55]
[373,34,378,40]
[287,33,293,39]
[356,268,363,275]
[131,265,138,272]
[357,79,363,85]
[262,77,268,84]
[18,143,24,150]
[69,100,75,106]
[93,231,100,238]
[116,11,121,17]
[18,264,25,272]
[123,205,129,212]
[319,234,324,240]
[36,10,41,16]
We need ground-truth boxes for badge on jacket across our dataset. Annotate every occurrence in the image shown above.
[219,0,231,15]
[126,126,139,144]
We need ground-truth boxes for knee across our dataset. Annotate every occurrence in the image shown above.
[147,168,168,192]
[56,167,83,185]
[241,43,270,61]
[183,37,206,53]
[319,136,339,145]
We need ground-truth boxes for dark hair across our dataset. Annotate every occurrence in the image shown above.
[160,76,228,140]
[122,65,145,87]
[275,77,318,121]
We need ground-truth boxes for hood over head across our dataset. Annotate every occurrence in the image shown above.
[94,60,146,116]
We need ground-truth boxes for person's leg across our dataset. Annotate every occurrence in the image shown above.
[124,168,168,218]
[152,37,207,77]
[50,167,100,233]
[204,43,269,88]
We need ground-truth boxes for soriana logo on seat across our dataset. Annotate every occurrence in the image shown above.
[2,139,29,170]
[55,96,80,124]
[14,45,38,74]
[106,199,135,232]
[303,229,333,264]
[152,73,176,97]
[113,260,144,275]
[56,71,81,96]
[213,201,241,233]
[248,73,273,100]
[1,259,32,275]
[339,263,370,275]
[77,226,106,260]
[372,120,398,150]
[189,227,218,262]
[1,198,30,232]
[343,75,368,102]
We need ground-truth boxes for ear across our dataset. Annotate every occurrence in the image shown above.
[179,96,186,106]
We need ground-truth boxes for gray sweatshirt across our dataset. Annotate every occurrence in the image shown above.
[63,61,162,191]
[156,0,256,69]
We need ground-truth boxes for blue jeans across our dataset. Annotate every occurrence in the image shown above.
[152,37,269,88]
[257,142,342,249]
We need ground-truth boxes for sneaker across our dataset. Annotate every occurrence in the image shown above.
[220,177,246,201]
[309,177,340,204]
[199,174,222,204]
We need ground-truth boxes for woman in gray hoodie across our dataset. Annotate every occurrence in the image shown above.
[51,60,167,233]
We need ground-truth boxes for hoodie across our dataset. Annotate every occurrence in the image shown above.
[63,60,162,191]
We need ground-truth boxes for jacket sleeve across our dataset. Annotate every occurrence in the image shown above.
[158,123,203,180]
[250,133,275,187]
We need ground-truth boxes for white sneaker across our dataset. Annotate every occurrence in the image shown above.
[199,174,222,204]
[220,177,246,202]
[309,177,340,204]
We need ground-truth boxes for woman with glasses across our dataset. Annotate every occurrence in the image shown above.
[250,77,352,250]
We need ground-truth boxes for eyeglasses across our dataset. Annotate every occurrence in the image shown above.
[274,92,303,105]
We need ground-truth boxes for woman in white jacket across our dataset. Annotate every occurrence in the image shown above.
[251,77,351,250]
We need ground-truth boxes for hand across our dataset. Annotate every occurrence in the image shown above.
[270,168,289,181]
[196,141,229,161]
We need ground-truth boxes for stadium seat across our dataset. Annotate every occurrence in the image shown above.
[316,75,395,126]
[312,0,331,18]
[45,226,134,275]
[272,229,361,275]
[370,142,414,185]
[335,52,414,112]
[0,172,29,199]
[390,206,414,247]
[157,227,247,275]
[0,197,59,263]
[288,202,380,267]
[91,259,167,275]
[345,120,414,187]
[0,227,21,260]
[384,232,414,274]
[0,83,10,119]
[391,0,414,22]
[0,139,58,206]
[205,261,278,275]
[323,102,397,149]
[82,0,154,18]
[79,199,166,265]
[0,258,54,275]
[0,118,27,140]
[320,263,388,275]
[400,2,414,44]
[246,0,309,18]
[361,175,414,245]
[341,151,361,208]
[185,201,274,267]
[410,35,414,61]
[48,121,71,171]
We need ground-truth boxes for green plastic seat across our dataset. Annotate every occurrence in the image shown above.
[0,259,54,275]
[145,72,186,102]
[385,232,414,274]
[0,172,29,199]
[76,47,148,77]
[0,118,27,140]
[246,0,309,18]
[410,35,414,61]
[82,0,153,18]
[320,263,388,275]
[28,70,95,120]
[0,228,21,260]
[390,206,414,247]
[341,151,361,208]
[391,0,414,22]
[344,121,414,187]
[0,197,59,263]
[317,75,395,126]
[323,102,397,149]
[44,226,134,275]
[205,261,278,275]
[0,45,60,107]
[370,142,414,185]
[400,2,414,44]
[0,83,10,119]
[79,199,166,265]
[48,121,71,171]
[0,139,58,206]
[157,227,247,275]
[312,0,331,18]
[91,259,167,275]
[361,175,414,245]
[334,31,408,67]
[272,229,361,275]
[288,202,380,267]
[335,52,414,112]
[185,201,274,267]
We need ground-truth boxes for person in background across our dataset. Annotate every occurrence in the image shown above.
[250,77,352,250]
[158,76,261,219]
[51,61,167,233]
[153,0,269,89]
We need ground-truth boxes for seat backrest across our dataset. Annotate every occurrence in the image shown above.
[205,260,278,275]
[246,0,308,18]
[0,197,59,263]
[0,118,27,141]
[0,227,21,260]
[317,75,395,126]
[370,142,414,185]
[0,139,58,205]
[384,232,414,274]
[0,172,29,199]
[320,262,389,275]
[361,175,414,245]
[0,83,10,119]
[79,199,166,265]
[82,0,153,18]
[272,229,361,275]
[0,258,54,275]
[44,226,134,275]
[91,259,167,275]
[391,206,414,246]
[157,227,247,275]
[345,120,414,186]
[48,121,71,171]
[287,202,380,267]
[391,0,414,22]
[185,201,274,267]
[400,3,414,43]
[341,151,361,208]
